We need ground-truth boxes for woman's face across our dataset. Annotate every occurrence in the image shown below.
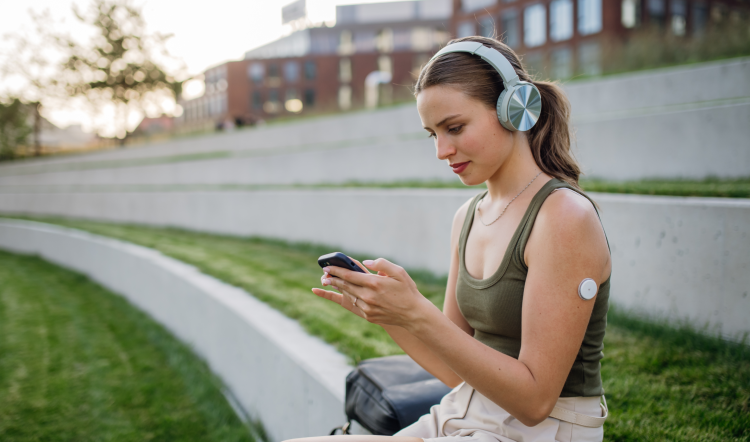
[417,85,514,186]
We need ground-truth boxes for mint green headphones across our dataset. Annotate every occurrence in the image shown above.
[429,41,542,132]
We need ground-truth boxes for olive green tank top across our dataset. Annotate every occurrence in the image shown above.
[456,178,610,398]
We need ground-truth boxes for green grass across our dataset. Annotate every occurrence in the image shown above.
[2,177,749,199]
[5,217,750,441]
[0,249,258,442]
[581,177,750,199]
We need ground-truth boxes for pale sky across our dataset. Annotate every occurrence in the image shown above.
[0,0,396,135]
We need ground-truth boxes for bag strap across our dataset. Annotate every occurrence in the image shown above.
[549,395,608,428]
[329,421,351,435]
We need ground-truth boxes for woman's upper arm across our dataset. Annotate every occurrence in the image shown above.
[519,190,611,404]
[443,198,474,336]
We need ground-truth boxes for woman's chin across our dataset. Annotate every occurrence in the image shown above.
[458,175,484,187]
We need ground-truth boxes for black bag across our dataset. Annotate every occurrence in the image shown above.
[337,355,453,436]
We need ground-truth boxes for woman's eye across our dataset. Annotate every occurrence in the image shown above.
[448,125,463,134]
[427,132,436,138]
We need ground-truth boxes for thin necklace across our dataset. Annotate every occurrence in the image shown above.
[476,171,543,227]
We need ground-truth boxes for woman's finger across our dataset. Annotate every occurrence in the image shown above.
[323,265,373,287]
[363,258,406,279]
[311,288,344,305]
[339,287,369,319]
[348,257,371,274]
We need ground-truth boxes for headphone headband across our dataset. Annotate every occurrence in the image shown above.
[429,41,519,87]
[427,41,541,132]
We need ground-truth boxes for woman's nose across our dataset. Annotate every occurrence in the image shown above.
[435,137,456,161]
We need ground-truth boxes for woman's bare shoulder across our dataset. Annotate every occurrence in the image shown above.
[531,188,610,278]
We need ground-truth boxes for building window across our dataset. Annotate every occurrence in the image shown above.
[394,28,411,51]
[268,64,280,79]
[339,30,354,55]
[578,41,601,76]
[412,27,433,51]
[524,51,545,76]
[457,21,476,38]
[550,0,573,41]
[354,31,376,53]
[339,58,352,83]
[376,28,394,53]
[524,4,547,48]
[479,15,495,38]
[284,61,299,83]
[621,0,641,28]
[646,0,666,27]
[304,60,316,80]
[462,0,497,13]
[251,91,262,110]
[670,0,687,35]
[268,89,279,103]
[304,89,315,106]
[411,53,431,79]
[501,10,520,47]
[551,47,573,79]
[692,1,709,35]
[339,85,352,110]
[578,0,602,35]
[249,63,264,84]
[264,89,281,114]
[285,89,303,113]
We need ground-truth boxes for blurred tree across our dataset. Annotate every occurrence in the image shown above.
[0,99,32,161]
[2,0,184,143]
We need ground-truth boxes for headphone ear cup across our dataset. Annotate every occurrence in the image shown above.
[506,83,542,132]
[496,87,516,132]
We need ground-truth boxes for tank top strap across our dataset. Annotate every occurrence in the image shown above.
[514,179,610,270]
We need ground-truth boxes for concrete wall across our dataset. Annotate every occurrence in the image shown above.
[567,57,750,180]
[1,188,748,340]
[0,58,747,188]
[0,219,351,442]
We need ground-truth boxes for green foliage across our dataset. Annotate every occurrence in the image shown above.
[602,308,750,441]
[0,99,31,161]
[55,0,182,138]
[580,177,750,199]
[7,217,750,440]
[0,250,256,441]
[601,13,750,75]
[61,1,182,104]
[2,0,183,140]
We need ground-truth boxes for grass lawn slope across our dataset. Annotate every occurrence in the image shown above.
[6,217,750,441]
[0,250,257,442]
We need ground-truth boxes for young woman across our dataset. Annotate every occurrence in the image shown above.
[288,36,611,442]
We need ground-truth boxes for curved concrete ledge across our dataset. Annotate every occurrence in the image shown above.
[1,188,747,340]
[0,218,351,442]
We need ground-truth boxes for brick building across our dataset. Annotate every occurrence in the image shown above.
[451,0,747,79]
[177,0,452,129]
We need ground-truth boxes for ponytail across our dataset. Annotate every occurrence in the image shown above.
[527,81,581,188]
[414,36,581,188]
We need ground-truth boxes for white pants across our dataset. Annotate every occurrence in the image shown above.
[394,383,604,442]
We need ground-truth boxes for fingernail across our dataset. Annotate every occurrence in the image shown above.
[323,278,331,285]
[363,260,374,266]
[332,285,339,290]
[323,272,329,277]
[323,267,331,273]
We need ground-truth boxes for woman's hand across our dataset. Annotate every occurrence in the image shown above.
[312,257,435,329]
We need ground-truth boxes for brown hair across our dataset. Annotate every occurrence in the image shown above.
[414,36,581,188]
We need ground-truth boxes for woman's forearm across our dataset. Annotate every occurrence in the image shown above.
[381,323,463,387]
[406,304,551,426]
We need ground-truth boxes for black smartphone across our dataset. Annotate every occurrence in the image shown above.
[318,252,366,273]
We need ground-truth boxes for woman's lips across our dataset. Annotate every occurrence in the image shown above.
[451,161,470,174]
